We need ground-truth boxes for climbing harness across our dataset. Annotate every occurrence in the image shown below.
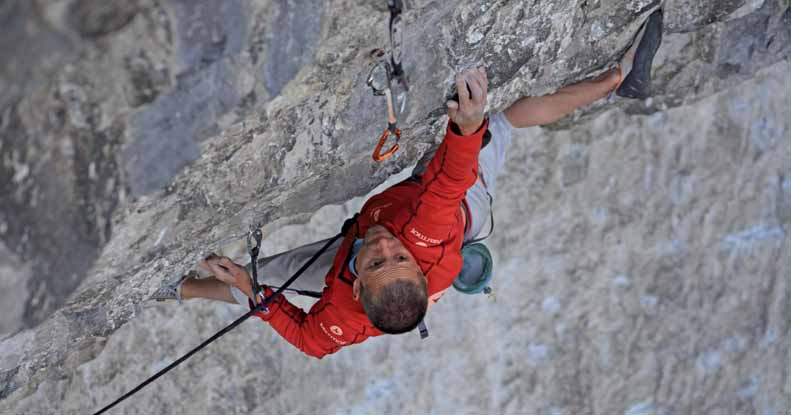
[467,191,495,245]
[368,0,408,162]
[93,215,358,415]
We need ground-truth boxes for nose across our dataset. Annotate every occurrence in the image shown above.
[373,235,402,256]
[375,236,394,251]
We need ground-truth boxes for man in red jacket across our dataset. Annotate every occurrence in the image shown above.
[155,10,663,358]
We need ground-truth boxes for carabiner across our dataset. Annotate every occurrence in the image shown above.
[372,127,400,161]
[246,226,264,308]
[367,52,392,96]
[367,48,401,162]
[246,227,262,256]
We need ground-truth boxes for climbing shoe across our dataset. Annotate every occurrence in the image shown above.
[452,243,494,295]
[616,9,664,99]
[151,272,195,303]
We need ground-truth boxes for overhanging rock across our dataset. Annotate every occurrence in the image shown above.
[0,0,789,410]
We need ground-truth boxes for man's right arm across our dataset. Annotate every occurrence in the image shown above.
[247,289,368,359]
[224,239,364,359]
[205,253,366,359]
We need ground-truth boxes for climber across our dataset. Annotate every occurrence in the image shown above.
[152,10,663,358]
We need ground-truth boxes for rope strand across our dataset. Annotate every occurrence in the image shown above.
[93,215,356,414]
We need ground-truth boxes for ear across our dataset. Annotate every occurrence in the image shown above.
[352,279,361,302]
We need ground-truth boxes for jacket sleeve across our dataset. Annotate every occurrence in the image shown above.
[248,288,366,359]
[411,119,488,231]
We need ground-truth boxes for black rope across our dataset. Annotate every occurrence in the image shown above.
[93,215,357,414]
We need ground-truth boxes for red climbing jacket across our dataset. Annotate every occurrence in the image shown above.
[250,119,488,358]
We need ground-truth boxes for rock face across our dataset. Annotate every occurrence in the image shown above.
[0,0,789,413]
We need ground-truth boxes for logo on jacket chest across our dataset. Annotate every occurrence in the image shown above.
[409,227,442,247]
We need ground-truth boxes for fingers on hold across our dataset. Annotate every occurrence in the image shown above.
[205,256,223,270]
[205,259,220,270]
[473,68,488,102]
[202,253,216,263]
[467,75,483,102]
[455,73,466,87]
[206,263,223,278]
[222,257,240,274]
[476,68,488,85]
[456,76,470,104]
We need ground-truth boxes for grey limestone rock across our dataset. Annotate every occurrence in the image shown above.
[0,0,790,413]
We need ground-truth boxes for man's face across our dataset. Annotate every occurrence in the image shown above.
[352,225,424,299]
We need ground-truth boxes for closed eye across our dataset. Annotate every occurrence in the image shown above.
[368,259,384,270]
[368,255,410,270]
